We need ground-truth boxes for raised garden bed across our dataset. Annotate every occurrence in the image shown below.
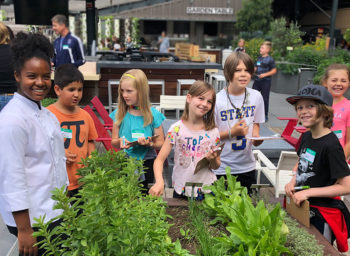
[165,189,340,256]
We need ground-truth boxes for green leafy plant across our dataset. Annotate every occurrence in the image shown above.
[200,168,291,255]
[131,17,141,48]
[42,97,57,107]
[33,151,190,255]
[344,28,350,44]
[244,37,265,62]
[236,0,273,33]
[269,17,304,57]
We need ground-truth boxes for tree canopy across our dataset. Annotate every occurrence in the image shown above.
[236,0,273,33]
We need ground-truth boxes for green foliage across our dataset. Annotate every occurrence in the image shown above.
[284,215,324,256]
[269,17,304,57]
[344,28,350,44]
[33,151,190,256]
[276,47,324,75]
[200,168,291,255]
[244,38,265,62]
[131,17,141,48]
[251,191,324,255]
[312,50,350,84]
[42,97,57,107]
[189,203,227,256]
[236,0,273,33]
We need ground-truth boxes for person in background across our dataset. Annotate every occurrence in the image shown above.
[234,38,246,53]
[51,14,85,68]
[322,64,350,161]
[112,36,121,51]
[0,22,16,111]
[125,36,134,50]
[252,41,277,121]
[158,31,169,53]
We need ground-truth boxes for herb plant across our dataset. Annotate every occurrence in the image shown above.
[33,151,190,256]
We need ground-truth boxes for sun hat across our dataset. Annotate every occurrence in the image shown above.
[286,84,333,106]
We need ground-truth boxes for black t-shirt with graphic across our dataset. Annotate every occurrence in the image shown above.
[297,131,350,190]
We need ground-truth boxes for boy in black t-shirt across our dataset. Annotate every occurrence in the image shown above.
[285,84,350,253]
[252,41,277,121]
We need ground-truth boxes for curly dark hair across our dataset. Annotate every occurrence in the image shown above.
[10,32,54,73]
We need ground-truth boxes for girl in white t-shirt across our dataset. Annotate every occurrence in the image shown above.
[149,81,221,198]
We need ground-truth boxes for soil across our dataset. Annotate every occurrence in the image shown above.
[166,206,197,255]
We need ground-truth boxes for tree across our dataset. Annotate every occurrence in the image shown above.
[269,17,304,57]
[236,0,273,33]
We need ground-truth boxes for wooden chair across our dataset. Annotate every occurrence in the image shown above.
[159,95,187,119]
[254,150,298,198]
[83,105,117,152]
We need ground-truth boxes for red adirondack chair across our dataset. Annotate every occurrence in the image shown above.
[278,117,306,150]
[90,96,113,130]
[83,105,118,152]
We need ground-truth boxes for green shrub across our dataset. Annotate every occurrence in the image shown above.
[269,17,304,57]
[41,97,57,107]
[245,37,265,62]
[33,151,190,256]
[276,47,325,75]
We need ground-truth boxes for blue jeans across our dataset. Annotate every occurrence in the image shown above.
[0,94,14,111]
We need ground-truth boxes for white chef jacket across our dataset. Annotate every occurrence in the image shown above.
[0,93,68,227]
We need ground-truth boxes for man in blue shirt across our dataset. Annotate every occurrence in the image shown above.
[158,31,169,53]
[51,14,85,68]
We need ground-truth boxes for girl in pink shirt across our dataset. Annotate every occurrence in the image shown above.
[149,81,221,198]
[323,64,350,160]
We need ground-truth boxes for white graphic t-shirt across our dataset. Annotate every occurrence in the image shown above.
[214,87,265,175]
[167,120,220,197]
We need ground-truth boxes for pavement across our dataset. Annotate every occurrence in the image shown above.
[1,85,349,255]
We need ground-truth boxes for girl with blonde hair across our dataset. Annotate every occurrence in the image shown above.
[111,69,165,191]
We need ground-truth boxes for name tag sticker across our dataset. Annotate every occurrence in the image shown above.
[333,130,342,139]
[131,129,144,139]
[257,61,261,66]
[61,128,72,139]
[63,45,69,49]
[304,148,316,163]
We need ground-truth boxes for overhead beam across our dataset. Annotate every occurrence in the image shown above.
[97,0,172,16]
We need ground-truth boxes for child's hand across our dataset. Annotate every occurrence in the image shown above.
[252,138,263,146]
[258,73,266,79]
[285,179,296,197]
[205,146,219,161]
[231,119,249,137]
[120,137,131,149]
[292,190,309,206]
[149,181,164,197]
[66,151,77,165]
[137,136,153,147]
